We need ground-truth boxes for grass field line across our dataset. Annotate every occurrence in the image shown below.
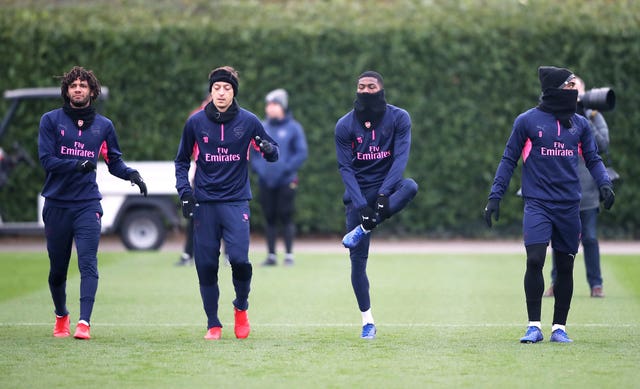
[2,322,638,328]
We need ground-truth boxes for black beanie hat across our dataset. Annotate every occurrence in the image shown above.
[209,69,239,97]
[538,66,574,92]
[358,70,384,88]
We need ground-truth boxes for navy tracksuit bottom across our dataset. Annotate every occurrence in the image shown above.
[192,201,253,329]
[43,200,102,323]
[345,178,418,312]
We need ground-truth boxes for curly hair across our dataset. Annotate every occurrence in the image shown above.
[59,66,101,103]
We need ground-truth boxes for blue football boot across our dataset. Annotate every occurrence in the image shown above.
[342,225,369,249]
[550,328,573,343]
[361,323,376,339]
[519,326,543,343]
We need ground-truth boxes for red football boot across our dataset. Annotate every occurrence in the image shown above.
[204,327,222,340]
[73,321,91,340]
[53,315,70,338]
[234,307,250,339]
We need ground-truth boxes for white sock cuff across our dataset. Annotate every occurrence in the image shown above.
[528,321,542,329]
[552,324,566,332]
[361,308,374,325]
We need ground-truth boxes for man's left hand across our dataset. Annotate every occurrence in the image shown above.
[129,171,148,197]
[255,136,274,154]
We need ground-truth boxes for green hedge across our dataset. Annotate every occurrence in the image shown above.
[1,0,639,238]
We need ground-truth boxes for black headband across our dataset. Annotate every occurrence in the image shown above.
[209,70,239,96]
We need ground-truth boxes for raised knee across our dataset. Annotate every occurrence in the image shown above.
[404,178,419,196]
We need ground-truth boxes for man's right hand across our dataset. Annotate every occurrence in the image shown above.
[181,193,199,218]
[483,199,500,228]
[76,159,96,173]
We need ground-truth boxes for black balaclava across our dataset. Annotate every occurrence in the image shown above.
[353,71,387,130]
[536,66,578,128]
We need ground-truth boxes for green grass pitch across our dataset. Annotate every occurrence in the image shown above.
[1,247,639,388]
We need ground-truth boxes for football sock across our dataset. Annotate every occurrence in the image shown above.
[528,321,542,329]
[361,308,374,325]
[552,324,566,332]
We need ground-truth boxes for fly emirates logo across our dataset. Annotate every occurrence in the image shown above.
[60,141,95,158]
[541,141,574,157]
[357,145,392,161]
[205,147,241,162]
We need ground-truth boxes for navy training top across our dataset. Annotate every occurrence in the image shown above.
[175,107,278,202]
[38,108,137,204]
[489,107,611,202]
[335,104,412,210]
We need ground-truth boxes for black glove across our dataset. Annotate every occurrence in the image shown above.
[483,199,500,228]
[76,159,96,173]
[254,136,274,154]
[181,193,198,218]
[599,185,615,210]
[375,194,390,219]
[360,206,379,231]
[129,171,148,197]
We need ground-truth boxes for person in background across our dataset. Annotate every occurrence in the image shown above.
[484,66,614,344]
[335,71,418,339]
[39,66,147,340]
[544,76,611,298]
[251,89,308,266]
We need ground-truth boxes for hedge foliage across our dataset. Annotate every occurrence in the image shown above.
[1,0,639,238]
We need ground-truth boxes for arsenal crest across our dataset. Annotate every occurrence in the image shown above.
[365,121,371,129]
[77,120,84,128]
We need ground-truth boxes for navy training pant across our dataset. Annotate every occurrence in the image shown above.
[43,200,102,323]
[192,201,252,329]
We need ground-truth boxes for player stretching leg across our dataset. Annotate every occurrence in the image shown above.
[335,71,418,339]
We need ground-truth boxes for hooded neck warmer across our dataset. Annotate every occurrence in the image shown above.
[537,88,578,128]
[62,102,96,130]
[204,100,239,124]
[353,89,387,130]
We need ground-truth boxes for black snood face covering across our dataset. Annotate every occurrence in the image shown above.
[354,89,387,130]
[537,88,578,128]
